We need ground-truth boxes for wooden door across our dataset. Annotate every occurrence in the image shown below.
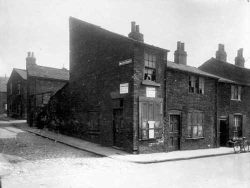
[113,109,123,147]
[219,119,228,146]
[169,115,181,151]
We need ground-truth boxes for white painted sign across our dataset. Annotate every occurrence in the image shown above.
[120,83,129,94]
[146,87,156,98]
[119,59,132,66]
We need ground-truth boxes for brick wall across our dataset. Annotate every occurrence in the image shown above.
[69,17,135,151]
[166,68,218,150]
[218,82,250,140]
[7,71,27,119]
[0,92,7,114]
[27,77,67,126]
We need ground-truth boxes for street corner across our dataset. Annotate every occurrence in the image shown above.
[0,154,14,177]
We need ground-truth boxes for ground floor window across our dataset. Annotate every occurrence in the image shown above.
[187,111,204,138]
[233,115,242,138]
[139,97,163,140]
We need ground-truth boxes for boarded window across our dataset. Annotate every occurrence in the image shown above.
[139,99,163,140]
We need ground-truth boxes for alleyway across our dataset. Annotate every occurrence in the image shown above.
[1,119,250,188]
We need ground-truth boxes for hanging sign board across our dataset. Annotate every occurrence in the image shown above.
[119,59,132,66]
[120,83,129,94]
[146,87,156,98]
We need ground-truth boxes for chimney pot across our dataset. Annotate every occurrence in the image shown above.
[181,43,185,50]
[31,52,34,57]
[131,21,136,32]
[136,25,140,33]
[235,48,245,67]
[28,52,31,57]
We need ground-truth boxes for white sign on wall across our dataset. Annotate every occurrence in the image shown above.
[146,87,156,98]
[120,83,129,94]
[119,59,132,66]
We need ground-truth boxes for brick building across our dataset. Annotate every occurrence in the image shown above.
[0,76,9,114]
[166,42,219,151]
[199,44,250,146]
[68,17,220,153]
[7,69,27,118]
[25,52,69,126]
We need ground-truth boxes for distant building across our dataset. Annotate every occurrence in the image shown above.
[7,69,27,118]
[7,52,69,123]
[199,44,250,146]
[0,76,9,114]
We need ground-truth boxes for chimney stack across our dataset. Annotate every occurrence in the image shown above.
[26,51,36,69]
[174,41,187,65]
[235,48,245,67]
[128,21,144,42]
[216,44,227,61]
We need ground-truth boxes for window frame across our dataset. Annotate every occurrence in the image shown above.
[144,52,157,82]
[18,83,21,95]
[231,85,241,100]
[189,76,205,94]
[233,115,242,139]
[187,111,204,139]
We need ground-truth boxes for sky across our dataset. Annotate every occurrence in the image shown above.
[0,0,250,77]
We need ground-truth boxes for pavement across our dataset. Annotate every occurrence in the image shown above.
[1,117,238,164]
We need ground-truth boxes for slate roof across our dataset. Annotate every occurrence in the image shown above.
[0,76,9,92]
[28,65,69,81]
[14,68,27,80]
[167,61,219,79]
[70,17,170,53]
[199,57,250,86]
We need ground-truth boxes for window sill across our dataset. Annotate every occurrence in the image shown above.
[142,80,160,87]
[231,99,241,101]
[185,137,205,140]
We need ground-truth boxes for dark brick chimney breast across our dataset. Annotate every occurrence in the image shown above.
[216,44,227,62]
[174,41,187,65]
[128,21,144,42]
[235,48,245,67]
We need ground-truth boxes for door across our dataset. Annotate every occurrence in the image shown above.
[219,119,228,146]
[169,115,181,151]
[113,109,123,147]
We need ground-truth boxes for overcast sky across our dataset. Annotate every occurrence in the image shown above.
[0,0,249,77]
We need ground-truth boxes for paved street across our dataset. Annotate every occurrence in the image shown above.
[1,120,250,188]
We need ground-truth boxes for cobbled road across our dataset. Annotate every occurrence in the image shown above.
[0,120,133,188]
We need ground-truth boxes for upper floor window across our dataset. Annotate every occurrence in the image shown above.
[231,85,241,100]
[18,83,21,95]
[144,52,156,82]
[189,76,204,94]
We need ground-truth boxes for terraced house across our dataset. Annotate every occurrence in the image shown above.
[199,44,250,146]
[7,52,69,125]
[66,17,220,154]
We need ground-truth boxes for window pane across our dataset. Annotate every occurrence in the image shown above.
[187,125,192,137]
[145,60,149,67]
[149,61,152,68]
[149,129,154,139]
[152,62,156,68]
[238,86,241,100]
[198,125,203,137]
[193,125,198,137]
[149,54,152,61]
[153,55,156,62]
[169,137,174,146]
[142,121,147,129]
[231,85,235,99]
[144,53,148,60]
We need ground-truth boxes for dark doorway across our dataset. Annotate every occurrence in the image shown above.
[169,115,181,151]
[113,109,123,147]
[220,119,229,146]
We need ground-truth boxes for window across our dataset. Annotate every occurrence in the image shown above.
[231,85,241,100]
[139,99,163,140]
[187,111,204,138]
[18,83,21,95]
[144,52,156,82]
[17,103,21,115]
[233,115,242,138]
[9,100,12,111]
[189,76,204,94]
